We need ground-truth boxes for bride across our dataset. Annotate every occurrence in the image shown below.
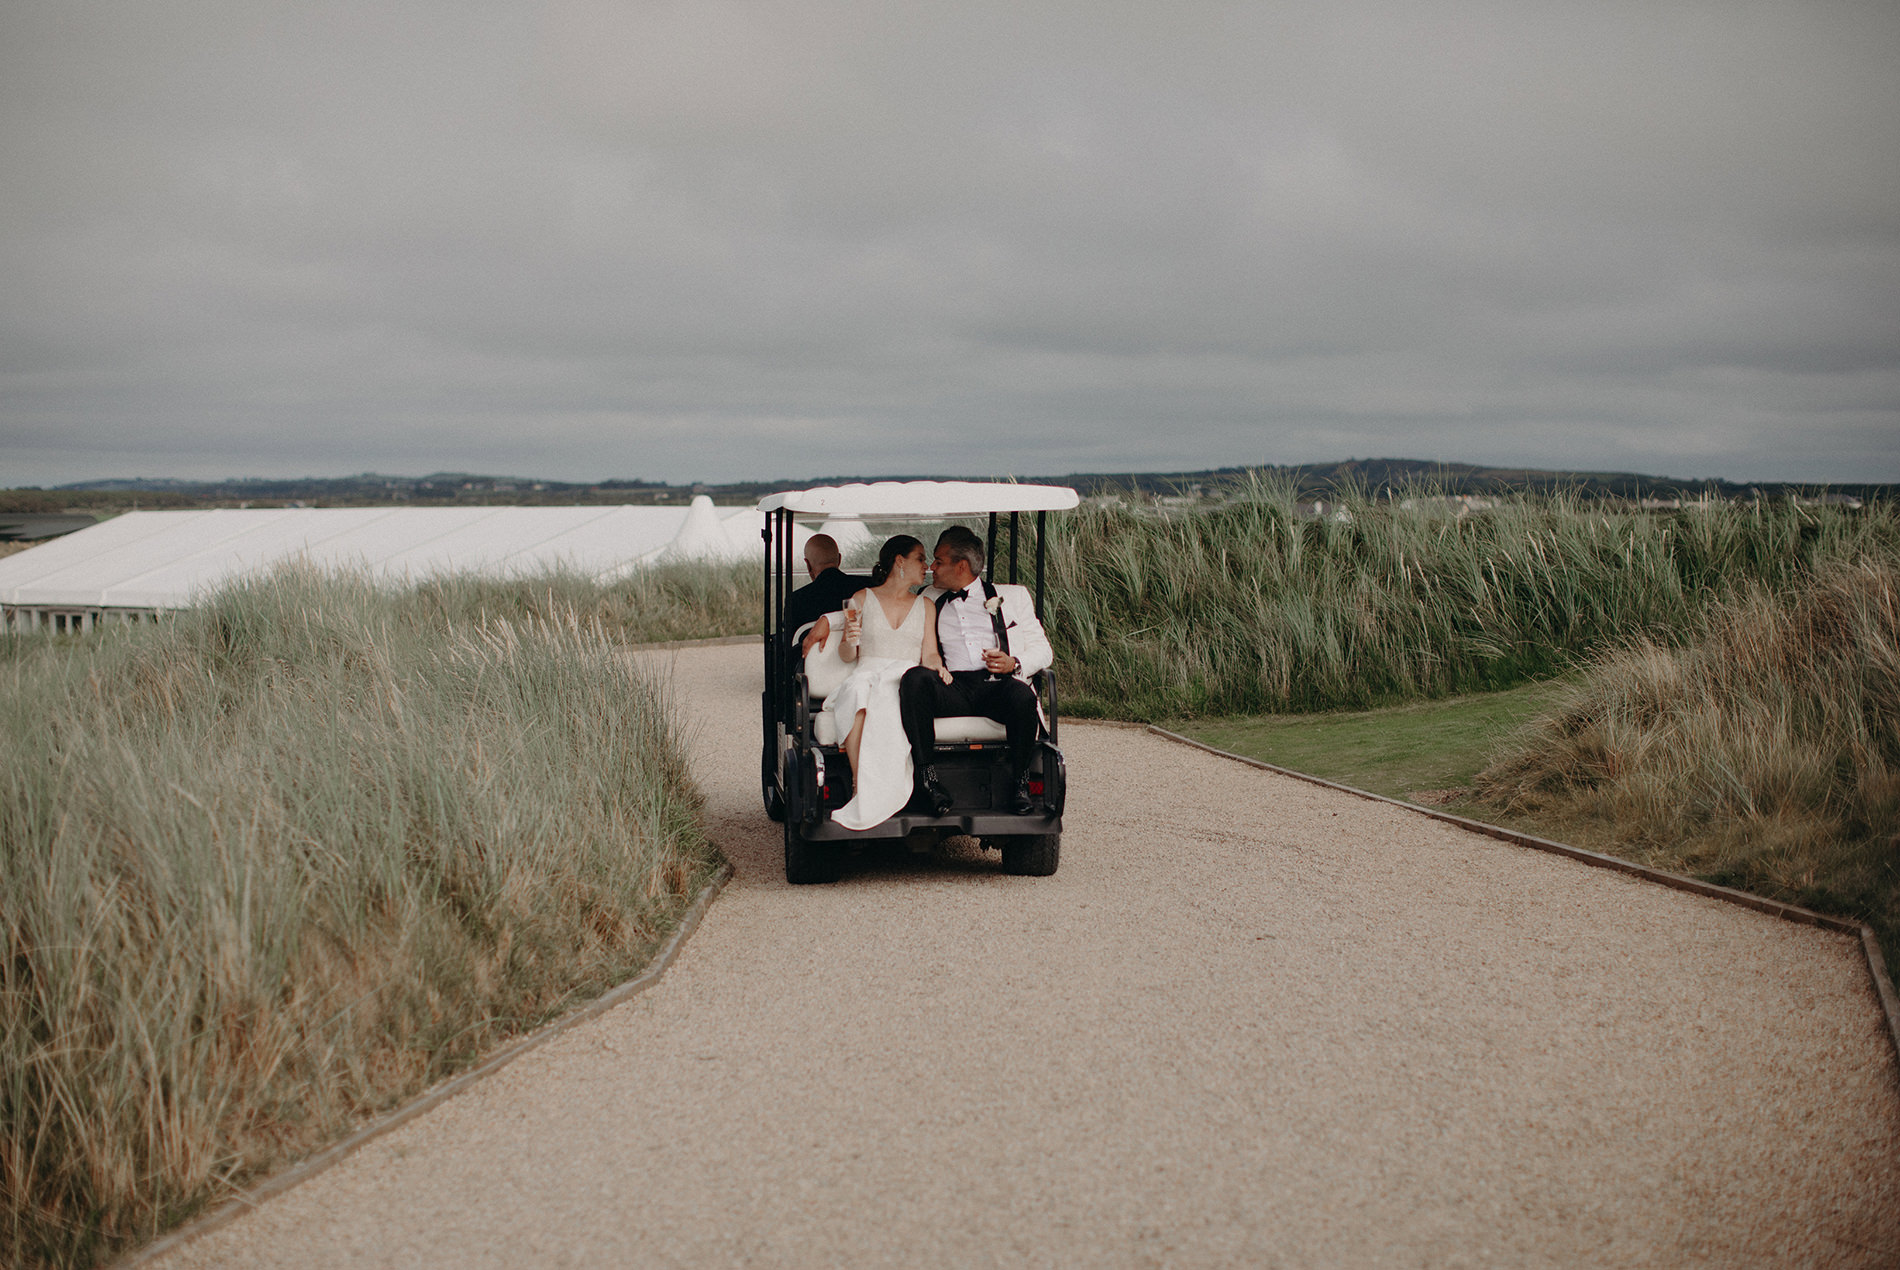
[802,534,948,830]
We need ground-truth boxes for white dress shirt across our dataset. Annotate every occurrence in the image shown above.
[937,588,1000,672]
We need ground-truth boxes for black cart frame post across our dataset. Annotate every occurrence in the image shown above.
[762,512,774,704]
[777,508,792,719]
[1034,510,1046,617]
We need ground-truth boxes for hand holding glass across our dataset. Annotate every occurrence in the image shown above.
[843,599,862,650]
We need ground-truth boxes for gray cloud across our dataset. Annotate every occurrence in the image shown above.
[3,0,1896,486]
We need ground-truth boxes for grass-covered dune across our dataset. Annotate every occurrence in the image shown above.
[1094,490,1898,953]
[1043,485,1898,719]
[413,557,758,643]
[1475,559,1899,950]
[1,567,729,1268]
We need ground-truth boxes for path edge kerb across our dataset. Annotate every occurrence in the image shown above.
[116,862,734,1269]
[1142,724,1900,1073]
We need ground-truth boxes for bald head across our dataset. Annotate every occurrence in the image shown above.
[803,533,841,578]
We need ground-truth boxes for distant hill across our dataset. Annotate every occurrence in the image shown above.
[24,459,1895,510]
[1021,459,1900,503]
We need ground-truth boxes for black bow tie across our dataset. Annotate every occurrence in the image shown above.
[945,588,970,602]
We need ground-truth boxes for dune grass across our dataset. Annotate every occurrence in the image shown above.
[1089,488,1898,951]
[0,567,723,1268]
[1172,557,1899,950]
[1044,481,1899,719]
[1473,560,1900,950]
[406,558,759,643]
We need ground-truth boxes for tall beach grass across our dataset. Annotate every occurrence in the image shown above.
[1,568,720,1267]
[407,557,759,643]
[1043,482,1899,718]
[1474,559,1900,949]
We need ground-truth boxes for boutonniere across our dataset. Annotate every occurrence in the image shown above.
[983,595,1004,615]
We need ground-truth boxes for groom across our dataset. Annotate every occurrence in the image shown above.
[899,526,1053,816]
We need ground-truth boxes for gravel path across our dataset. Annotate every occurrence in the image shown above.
[162,642,1899,1268]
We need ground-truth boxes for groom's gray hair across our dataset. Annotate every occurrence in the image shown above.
[935,525,985,574]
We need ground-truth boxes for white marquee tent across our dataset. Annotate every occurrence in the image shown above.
[0,497,804,633]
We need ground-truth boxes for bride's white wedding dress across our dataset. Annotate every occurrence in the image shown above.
[823,591,929,830]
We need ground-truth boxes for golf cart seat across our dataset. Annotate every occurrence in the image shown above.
[800,613,1009,747]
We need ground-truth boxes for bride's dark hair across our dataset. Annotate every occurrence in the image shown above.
[867,534,924,588]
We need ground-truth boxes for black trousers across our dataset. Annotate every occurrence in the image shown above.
[899,666,1040,777]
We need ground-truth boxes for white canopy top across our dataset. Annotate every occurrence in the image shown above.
[758,480,1079,517]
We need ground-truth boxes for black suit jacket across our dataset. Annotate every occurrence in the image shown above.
[783,567,860,637]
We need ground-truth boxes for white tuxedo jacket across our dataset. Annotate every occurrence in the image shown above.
[923,581,1054,683]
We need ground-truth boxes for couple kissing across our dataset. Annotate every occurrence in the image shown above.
[802,526,1051,830]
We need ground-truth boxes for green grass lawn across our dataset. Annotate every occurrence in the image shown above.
[1174,678,1576,803]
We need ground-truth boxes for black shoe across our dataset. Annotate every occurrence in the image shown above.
[913,765,953,816]
[1010,773,1037,815]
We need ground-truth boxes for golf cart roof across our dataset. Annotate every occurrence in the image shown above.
[758,481,1079,518]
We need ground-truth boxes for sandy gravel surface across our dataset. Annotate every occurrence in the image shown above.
[161,642,1899,1268]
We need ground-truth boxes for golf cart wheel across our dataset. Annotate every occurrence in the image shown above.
[784,820,842,885]
[1000,833,1060,877]
[762,741,785,822]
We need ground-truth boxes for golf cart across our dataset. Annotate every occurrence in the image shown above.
[759,481,1079,884]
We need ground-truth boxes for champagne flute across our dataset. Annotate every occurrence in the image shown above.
[843,594,862,652]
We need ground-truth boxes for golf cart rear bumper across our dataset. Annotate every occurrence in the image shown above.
[800,811,1062,842]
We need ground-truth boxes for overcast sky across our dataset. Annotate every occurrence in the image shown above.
[3,1,1896,487]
